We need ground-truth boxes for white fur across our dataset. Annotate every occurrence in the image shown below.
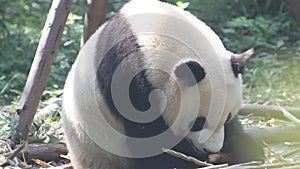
[62,0,244,168]
[62,25,132,169]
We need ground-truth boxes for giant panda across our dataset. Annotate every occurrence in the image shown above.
[61,0,264,168]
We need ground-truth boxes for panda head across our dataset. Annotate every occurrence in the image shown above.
[169,49,254,154]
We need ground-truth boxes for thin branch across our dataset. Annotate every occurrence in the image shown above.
[282,148,300,158]
[278,104,300,128]
[223,161,262,169]
[162,148,228,168]
[34,98,62,122]
[249,161,300,169]
[239,104,300,119]
[8,139,29,161]
[245,124,300,143]
[0,139,28,167]
[32,159,53,168]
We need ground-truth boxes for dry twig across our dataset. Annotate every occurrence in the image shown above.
[278,104,300,128]
[32,158,53,168]
[162,148,228,168]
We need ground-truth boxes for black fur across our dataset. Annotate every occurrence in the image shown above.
[231,57,247,78]
[231,50,253,78]
[96,14,168,138]
[190,116,206,132]
[222,116,265,164]
[175,61,206,86]
[133,117,265,169]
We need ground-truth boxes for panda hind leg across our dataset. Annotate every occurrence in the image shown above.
[62,116,132,169]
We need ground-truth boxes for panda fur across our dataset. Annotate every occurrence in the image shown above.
[61,0,264,168]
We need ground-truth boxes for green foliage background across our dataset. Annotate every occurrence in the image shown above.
[0,0,299,107]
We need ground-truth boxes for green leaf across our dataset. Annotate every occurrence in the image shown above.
[276,40,284,48]
[176,1,190,9]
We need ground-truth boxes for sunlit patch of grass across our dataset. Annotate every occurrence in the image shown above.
[243,48,300,106]
[0,103,18,139]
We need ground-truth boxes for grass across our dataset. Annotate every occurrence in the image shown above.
[243,48,300,107]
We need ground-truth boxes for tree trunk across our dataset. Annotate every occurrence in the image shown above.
[15,0,73,138]
[80,0,107,48]
[289,0,300,26]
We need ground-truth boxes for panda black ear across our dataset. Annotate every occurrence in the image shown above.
[174,61,206,86]
[231,48,254,77]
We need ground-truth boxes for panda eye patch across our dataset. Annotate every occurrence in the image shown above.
[190,116,206,132]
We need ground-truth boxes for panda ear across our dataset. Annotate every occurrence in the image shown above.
[174,61,206,86]
[231,48,254,77]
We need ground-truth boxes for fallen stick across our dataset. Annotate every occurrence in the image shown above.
[0,139,28,167]
[244,124,300,143]
[282,147,300,158]
[32,159,54,168]
[34,98,62,121]
[239,104,300,119]
[278,105,300,128]
[17,143,68,162]
[48,163,73,169]
[248,161,300,169]
[162,148,215,167]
